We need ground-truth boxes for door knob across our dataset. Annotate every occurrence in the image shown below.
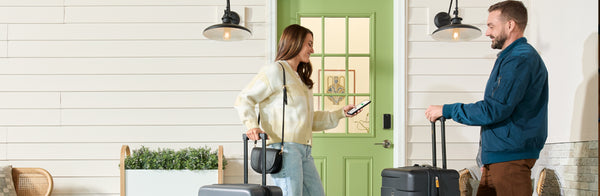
[374,139,391,148]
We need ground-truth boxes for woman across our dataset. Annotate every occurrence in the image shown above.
[234,24,362,196]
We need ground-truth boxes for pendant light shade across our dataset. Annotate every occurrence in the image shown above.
[431,0,481,42]
[203,0,252,41]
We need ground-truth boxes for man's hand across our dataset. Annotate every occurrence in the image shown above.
[425,105,443,122]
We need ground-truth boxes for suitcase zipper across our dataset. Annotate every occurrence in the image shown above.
[435,176,440,196]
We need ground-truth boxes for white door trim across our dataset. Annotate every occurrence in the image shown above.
[393,0,407,167]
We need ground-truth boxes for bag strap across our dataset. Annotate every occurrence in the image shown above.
[278,62,287,153]
[255,62,287,153]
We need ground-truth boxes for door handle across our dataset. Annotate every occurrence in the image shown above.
[374,139,391,148]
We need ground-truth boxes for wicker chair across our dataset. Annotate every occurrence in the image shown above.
[458,168,474,196]
[11,168,54,196]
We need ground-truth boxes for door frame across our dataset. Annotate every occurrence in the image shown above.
[266,0,408,168]
[392,0,407,168]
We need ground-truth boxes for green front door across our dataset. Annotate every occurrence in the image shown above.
[278,0,394,196]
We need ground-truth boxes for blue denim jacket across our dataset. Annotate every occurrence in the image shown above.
[443,37,548,164]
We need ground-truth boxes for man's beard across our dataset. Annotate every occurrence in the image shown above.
[491,32,507,49]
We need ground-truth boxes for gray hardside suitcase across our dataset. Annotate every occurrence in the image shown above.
[381,117,460,196]
[198,133,283,196]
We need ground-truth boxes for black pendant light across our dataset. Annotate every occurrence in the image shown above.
[203,0,252,41]
[432,0,481,41]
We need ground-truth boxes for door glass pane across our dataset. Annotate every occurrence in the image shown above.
[323,57,346,107]
[349,96,370,133]
[313,94,322,112]
[301,17,323,54]
[349,57,370,94]
[349,18,370,54]
[302,15,372,135]
[324,17,346,54]
[324,95,347,134]
[310,56,322,94]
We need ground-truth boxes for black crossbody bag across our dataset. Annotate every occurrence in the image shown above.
[250,62,287,174]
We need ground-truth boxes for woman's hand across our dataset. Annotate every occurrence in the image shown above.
[343,105,362,117]
[246,128,266,140]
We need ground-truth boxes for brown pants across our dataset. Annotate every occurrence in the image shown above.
[476,159,536,196]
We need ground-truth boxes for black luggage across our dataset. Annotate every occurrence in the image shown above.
[381,117,460,196]
[199,133,283,196]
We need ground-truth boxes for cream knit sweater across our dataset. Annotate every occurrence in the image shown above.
[234,61,346,146]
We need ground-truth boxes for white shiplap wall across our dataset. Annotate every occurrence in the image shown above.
[405,0,529,169]
[0,0,269,195]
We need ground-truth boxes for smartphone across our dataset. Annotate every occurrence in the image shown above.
[347,100,371,115]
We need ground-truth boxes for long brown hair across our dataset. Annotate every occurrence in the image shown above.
[276,24,314,89]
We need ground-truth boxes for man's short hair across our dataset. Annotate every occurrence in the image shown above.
[488,0,528,31]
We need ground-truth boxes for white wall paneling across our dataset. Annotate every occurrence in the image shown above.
[0,109,60,125]
[407,143,478,160]
[1,160,121,177]
[0,7,64,23]
[243,6,266,23]
[0,75,254,91]
[0,93,60,108]
[0,145,5,160]
[408,0,500,8]
[5,143,242,160]
[408,93,483,108]
[408,109,467,126]
[408,7,488,26]
[7,126,244,143]
[8,40,265,57]
[0,41,6,58]
[0,0,268,195]
[0,128,5,142]
[408,42,496,58]
[408,75,488,92]
[65,6,218,23]
[0,24,6,57]
[60,109,240,125]
[408,125,480,143]
[408,59,494,75]
[64,6,263,24]
[0,24,6,40]
[9,24,212,40]
[247,22,267,39]
[404,0,499,169]
[64,0,266,6]
[0,0,63,6]
[0,128,5,160]
[61,92,240,108]
[51,177,120,195]
[0,57,265,74]
[0,24,5,58]
[8,23,267,40]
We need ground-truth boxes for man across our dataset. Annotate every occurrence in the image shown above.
[424,1,548,195]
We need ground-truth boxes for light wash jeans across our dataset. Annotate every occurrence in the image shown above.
[268,142,325,196]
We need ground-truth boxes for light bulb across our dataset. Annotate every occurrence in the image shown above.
[223,28,231,41]
[452,29,460,40]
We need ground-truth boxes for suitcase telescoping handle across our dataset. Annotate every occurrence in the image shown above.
[431,117,447,169]
[243,133,269,186]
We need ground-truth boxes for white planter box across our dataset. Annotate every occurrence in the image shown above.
[125,169,218,196]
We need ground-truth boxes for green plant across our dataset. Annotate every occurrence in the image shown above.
[124,146,227,170]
